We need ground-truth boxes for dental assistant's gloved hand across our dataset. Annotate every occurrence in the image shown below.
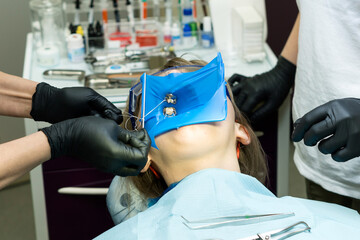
[228,56,296,123]
[292,98,360,162]
[41,116,151,176]
[30,82,123,124]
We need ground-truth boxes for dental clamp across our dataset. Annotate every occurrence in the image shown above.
[165,93,177,104]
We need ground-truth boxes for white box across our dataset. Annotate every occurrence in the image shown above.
[232,6,266,62]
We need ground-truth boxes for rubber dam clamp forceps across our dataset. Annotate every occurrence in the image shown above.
[182,212,295,230]
[238,221,311,240]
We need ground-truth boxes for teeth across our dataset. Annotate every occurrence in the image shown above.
[163,107,177,116]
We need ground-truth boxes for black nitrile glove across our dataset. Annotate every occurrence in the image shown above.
[292,98,360,162]
[228,56,296,123]
[31,82,123,124]
[41,116,151,176]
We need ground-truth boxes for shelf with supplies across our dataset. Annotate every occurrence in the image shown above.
[70,19,211,54]
[32,0,213,68]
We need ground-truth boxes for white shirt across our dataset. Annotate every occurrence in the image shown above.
[293,0,360,199]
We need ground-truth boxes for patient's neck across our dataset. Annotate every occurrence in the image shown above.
[154,148,240,186]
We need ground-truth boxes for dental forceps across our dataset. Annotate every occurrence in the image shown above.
[237,221,311,240]
[182,212,295,230]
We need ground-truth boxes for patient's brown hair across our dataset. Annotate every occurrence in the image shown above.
[121,57,268,198]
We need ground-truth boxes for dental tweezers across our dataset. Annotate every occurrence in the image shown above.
[182,212,295,230]
[238,221,311,240]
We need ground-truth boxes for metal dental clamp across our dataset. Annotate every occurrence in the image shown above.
[165,93,177,104]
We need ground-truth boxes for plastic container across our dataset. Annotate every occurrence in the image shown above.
[67,34,85,62]
[163,21,172,45]
[136,30,157,47]
[189,22,199,44]
[183,8,193,25]
[104,21,159,49]
[36,45,60,67]
[171,23,181,47]
[183,24,197,48]
[201,16,214,48]
[29,0,66,59]
[232,6,265,62]
[100,0,108,24]
[208,0,268,54]
[182,0,193,24]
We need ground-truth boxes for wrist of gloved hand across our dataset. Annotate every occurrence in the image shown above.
[272,56,297,89]
[41,122,68,160]
[30,82,60,123]
[228,56,296,123]
[41,116,151,176]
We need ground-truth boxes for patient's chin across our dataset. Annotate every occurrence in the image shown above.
[154,123,223,158]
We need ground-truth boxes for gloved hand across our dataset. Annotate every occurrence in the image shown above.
[292,98,360,162]
[41,116,151,176]
[30,82,122,124]
[228,56,296,123]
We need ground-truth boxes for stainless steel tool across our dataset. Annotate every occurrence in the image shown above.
[237,221,311,240]
[182,212,295,230]
[43,69,85,81]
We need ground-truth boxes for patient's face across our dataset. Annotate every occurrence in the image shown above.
[148,97,239,163]
[133,68,247,176]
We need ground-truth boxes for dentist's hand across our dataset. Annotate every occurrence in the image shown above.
[292,98,360,162]
[41,116,151,176]
[228,56,296,123]
[30,82,123,124]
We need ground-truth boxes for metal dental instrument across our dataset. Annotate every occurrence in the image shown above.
[142,73,147,128]
[43,69,85,81]
[182,212,295,230]
[112,0,121,32]
[237,221,311,240]
[88,0,95,24]
[74,0,81,25]
[165,93,177,104]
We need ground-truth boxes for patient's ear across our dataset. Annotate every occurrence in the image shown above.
[140,158,151,173]
[235,123,251,145]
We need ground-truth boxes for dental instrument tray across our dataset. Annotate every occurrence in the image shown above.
[43,69,85,81]
[84,72,143,89]
[84,47,175,73]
